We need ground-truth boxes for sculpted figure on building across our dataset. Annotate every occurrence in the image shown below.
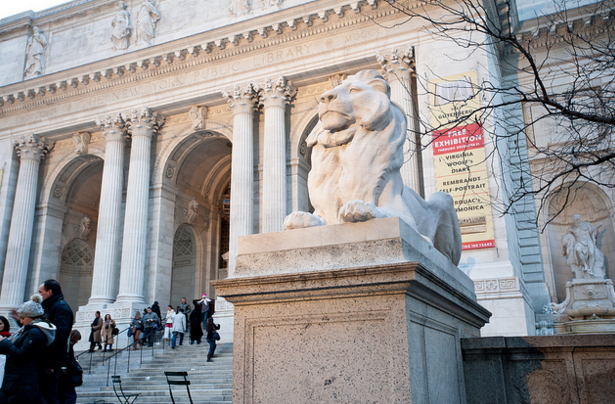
[262,0,283,9]
[72,132,91,155]
[189,106,207,130]
[230,0,250,16]
[284,70,462,265]
[137,0,161,45]
[562,214,605,278]
[24,27,47,79]
[187,199,199,224]
[76,215,92,240]
[110,1,132,50]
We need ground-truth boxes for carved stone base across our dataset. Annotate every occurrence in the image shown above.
[213,218,490,404]
[548,278,615,335]
[562,318,615,334]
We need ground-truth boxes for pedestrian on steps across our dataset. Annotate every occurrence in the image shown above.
[163,305,175,341]
[143,307,159,347]
[130,311,143,350]
[205,318,220,362]
[88,311,102,352]
[189,308,202,345]
[101,314,116,352]
[171,308,186,349]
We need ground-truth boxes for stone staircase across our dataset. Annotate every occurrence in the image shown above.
[75,342,233,404]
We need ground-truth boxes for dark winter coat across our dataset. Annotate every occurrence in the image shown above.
[0,323,55,404]
[41,293,73,369]
[205,323,220,341]
[189,309,203,341]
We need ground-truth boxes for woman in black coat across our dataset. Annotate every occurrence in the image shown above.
[189,308,203,344]
[205,318,220,362]
[0,294,56,404]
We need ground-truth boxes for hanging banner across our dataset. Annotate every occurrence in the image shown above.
[429,72,495,250]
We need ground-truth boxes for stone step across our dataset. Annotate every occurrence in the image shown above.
[75,342,234,403]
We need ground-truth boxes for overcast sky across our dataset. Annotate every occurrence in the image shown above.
[0,0,72,20]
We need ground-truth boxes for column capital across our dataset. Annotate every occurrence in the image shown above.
[123,108,165,138]
[13,134,51,162]
[96,114,127,143]
[222,84,259,115]
[376,48,415,79]
[259,76,297,109]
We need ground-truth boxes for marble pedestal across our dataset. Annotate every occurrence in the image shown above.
[212,217,491,404]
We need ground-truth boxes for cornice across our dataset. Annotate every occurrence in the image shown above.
[510,10,615,53]
[0,0,405,114]
[0,0,116,33]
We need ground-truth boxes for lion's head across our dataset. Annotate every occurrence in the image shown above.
[307,70,397,148]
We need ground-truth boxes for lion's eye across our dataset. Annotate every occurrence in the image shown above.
[349,87,361,94]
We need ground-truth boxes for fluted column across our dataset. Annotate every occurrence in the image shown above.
[377,49,421,193]
[116,108,164,303]
[259,77,296,233]
[89,115,126,304]
[0,135,50,310]
[222,84,258,275]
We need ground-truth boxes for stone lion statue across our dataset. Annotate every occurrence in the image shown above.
[284,69,462,265]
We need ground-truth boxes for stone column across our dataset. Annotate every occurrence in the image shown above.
[0,135,50,310]
[88,115,126,304]
[259,77,296,233]
[116,108,164,303]
[377,49,421,193]
[222,84,258,275]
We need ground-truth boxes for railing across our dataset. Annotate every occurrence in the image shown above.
[76,318,170,386]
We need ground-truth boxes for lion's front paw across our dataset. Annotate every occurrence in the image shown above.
[339,200,385,223]
[283,212,326,230]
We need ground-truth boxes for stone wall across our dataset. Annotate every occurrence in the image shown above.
[462,335,615,403]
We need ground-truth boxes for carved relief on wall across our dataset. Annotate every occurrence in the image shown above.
[262,0,283,9]
[111,1,132,50]
[186,198,199,224]
[72,132,91,155]
[24,27,48,79]
[189,106,207,130]
[75,214,92,240]
[136,0,161,46]
[230,0,250,16]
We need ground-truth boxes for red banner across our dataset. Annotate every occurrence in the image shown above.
[432,123,484,155]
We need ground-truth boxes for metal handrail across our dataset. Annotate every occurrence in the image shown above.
[75,326,131,375]
[75,318,169,385]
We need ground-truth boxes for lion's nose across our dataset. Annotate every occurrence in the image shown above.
[320,90,337,103]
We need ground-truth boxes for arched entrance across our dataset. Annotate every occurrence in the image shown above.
[59,238,94,314]
[154,131,232,306]
[171,224,197,305]
[37,154,103,314]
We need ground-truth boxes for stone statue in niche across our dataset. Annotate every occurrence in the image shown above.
[543,213,615,333]
[72,132,91,155]
[24,27,48,79]
[284,70,462,265]
[110,1,132,50]
[75,214,91,240]
[562,214,605,278]
[189,106,207,130]
[137,0,161,46]
[230,0,250,16]
[187,199,199,224]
